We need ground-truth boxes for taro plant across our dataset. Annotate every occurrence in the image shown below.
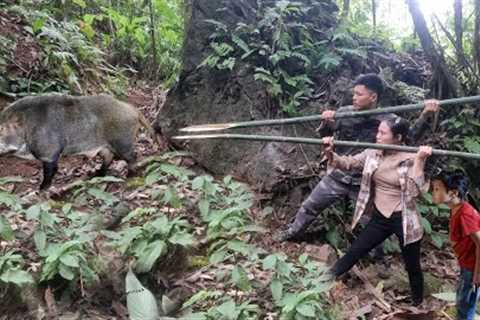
[106,211,194,273]
[68,176,123,209]
[264,253,335,320]
[181,291,260,320]
[197,298,259,320]
[0,251,34,286]
[40,239,98,283]
[0,177,24,212]
[23,201,101,284]
[194,175,262,240]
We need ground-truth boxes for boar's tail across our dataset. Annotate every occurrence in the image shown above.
[138,112,161,145]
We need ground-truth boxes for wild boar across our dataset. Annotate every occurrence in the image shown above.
[0,94,154,189]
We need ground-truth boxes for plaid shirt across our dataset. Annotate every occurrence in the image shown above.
[330,149,427,245]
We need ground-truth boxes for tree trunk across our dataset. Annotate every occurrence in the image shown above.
[341,0,350,21]
[371,0,377,32]
[474,0,480,73]
[454,0,465,65]
[405,0,459,98]
[148,0,158,77]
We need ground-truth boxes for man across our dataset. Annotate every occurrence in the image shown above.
[277,73,439,242]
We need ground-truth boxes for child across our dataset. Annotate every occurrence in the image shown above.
[432,171,480,320]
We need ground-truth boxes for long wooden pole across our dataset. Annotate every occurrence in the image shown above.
[180,95,480,132]
[172,133,480,160]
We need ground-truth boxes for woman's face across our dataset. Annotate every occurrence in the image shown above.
[376,121,400,144]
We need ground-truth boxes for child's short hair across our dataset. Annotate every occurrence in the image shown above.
[434,170,470,200]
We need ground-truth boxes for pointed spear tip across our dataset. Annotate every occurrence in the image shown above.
[179,123,235,132]
[172,134,224,140]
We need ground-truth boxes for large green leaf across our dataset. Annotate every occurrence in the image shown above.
[60,254,80,268]
[0,216,14,241]
[168,231,194,247]
[270,278,283,302]
[126,268,159,320]
[135,240,166,273]
[296,302,316,317]
[232,265,251,291]
[215,299,238,320]
[59,264,75,281]
[0,269,34,285]
[33,230,47,255]
[87,187,118,206]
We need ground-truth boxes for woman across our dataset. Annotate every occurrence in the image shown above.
[323,116,432,306]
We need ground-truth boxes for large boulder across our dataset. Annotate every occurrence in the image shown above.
[154,0,430,193]
[155,0,338,191]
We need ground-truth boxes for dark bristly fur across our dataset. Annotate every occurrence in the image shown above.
[0,94,153,189]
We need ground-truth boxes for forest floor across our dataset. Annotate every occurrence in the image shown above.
[0,7,471,320]
[0,83,466,320]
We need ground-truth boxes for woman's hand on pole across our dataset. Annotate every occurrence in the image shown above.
[322,136,334,161]
[416,146,433,160]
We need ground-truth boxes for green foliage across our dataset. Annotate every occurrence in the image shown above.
[0,177,24,212]
[417,192,451,249]
[2,5,128,95]
[183,252,335,319]
[68,176,124,209]
[2,0,184,94]
[0,251,34,286]
[200,1,364,115]
[40,240,98,282]
[106,211,194,273]
[183,297,259,320]
[23,201,101,283]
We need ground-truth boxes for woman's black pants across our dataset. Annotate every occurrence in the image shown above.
[331,207,424,304]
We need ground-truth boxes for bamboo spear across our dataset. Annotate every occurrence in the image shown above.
[180,95,480,132]
[172,133,480,160]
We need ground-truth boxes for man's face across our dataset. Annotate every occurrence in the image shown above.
[352,85,377,110]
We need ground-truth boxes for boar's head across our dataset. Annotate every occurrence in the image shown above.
[0,118,32,159]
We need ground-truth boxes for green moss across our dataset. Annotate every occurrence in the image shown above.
[189,255,209,269]
[126,177,146,189]
[48,200,67,210]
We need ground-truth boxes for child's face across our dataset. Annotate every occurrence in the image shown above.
[432,179,448,204]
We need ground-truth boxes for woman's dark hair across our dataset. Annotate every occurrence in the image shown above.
[436,170,470,200]
[383,116,410,145]
[354,73,385,97]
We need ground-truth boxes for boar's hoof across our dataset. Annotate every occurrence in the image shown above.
[93,167,108,177]
[39,180,51,190]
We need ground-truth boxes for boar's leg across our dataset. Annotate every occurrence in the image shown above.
[124,151,137,177]
[40,160,59,190]
[126,158,137,177]
[112,140,137,177]
[95,148,114,176]
[31,144,62,190]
